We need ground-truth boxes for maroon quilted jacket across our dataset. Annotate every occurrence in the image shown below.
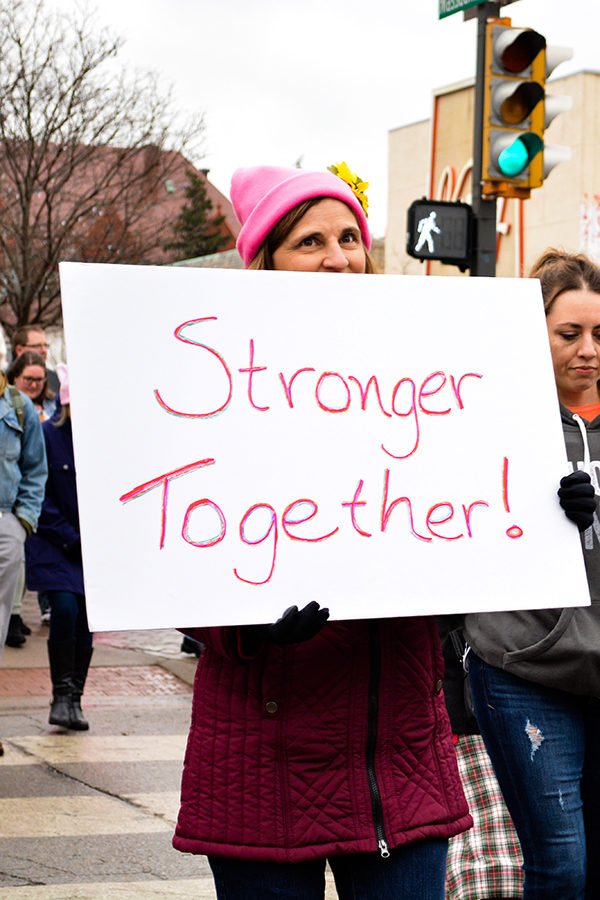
[173,616,471,862]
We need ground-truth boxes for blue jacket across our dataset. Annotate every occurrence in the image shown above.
[25,411,84,594]
[0,385,47,529]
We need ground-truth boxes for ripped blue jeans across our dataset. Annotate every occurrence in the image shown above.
[469,652,600,900]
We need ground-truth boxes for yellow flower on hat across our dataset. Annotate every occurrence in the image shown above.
[328,161,369,217]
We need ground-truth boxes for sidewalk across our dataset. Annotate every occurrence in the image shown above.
[0,592,214,898]
[0,594,338,898]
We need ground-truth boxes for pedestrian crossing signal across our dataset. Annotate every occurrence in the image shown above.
[406,199,473,271]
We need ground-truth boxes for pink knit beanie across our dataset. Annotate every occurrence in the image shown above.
[231,166,371,267]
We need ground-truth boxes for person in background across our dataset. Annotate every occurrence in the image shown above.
[25,365,93,731]
[172,164,472,900]
[7,351,56,421]
[13,330,58,629]
[0,361,47,754]
[464,248,600,899]
[8,346,56,626]
[5,351,56,645]
[439,627,524,900]
[12,325,59,393]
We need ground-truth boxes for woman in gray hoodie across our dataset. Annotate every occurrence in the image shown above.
[464,249,600,900]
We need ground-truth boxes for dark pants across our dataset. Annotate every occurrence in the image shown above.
[469,651,600,900]
[48,590,92,647]
[208,838,448,899]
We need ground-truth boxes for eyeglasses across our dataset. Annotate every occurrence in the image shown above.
[24,343,49,352]
[20,376,46,385]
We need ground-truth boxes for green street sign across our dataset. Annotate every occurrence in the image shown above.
[439,0,484,18]
[439,0,518,18]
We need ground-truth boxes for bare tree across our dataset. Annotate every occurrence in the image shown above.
[0,0,205,333]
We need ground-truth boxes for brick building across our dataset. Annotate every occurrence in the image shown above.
[0,145,240,363]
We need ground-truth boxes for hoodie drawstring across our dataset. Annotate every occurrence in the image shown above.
[572,413,600,496]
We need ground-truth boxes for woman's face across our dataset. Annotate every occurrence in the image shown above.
[13,364,46,401]
[546,288,600,405]
[271,198,367,273]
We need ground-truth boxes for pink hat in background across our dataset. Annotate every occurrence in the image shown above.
[57,363,69,405]
[231,166,372,268]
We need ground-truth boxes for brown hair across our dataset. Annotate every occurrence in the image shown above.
[54,402,70,427]
[6,350,54,403]
[12,325,44,351]
[530,248,600,314]
[248,197,376,273]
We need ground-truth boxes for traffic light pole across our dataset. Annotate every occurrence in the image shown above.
[470,1,501,276]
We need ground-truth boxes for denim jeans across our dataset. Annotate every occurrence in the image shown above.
[48,590,92,647]
[208,839,448,899]
[469,651,600,900]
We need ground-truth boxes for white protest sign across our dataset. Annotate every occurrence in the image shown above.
[59,263,590,631]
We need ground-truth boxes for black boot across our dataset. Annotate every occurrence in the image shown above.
[6,614,26,647]
[15,614,31,635]
[47,640,75,727]
[70,644,93,731]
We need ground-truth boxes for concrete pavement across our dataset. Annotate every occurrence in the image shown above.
[0,592,215,898]
[0,593,338,898]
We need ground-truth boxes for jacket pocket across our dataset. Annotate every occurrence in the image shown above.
[503,607,575,665]
[0,414,21,463]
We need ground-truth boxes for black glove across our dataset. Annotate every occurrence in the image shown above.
[557,471,596,532]
[267,601,330,645]
[239,601,330,656]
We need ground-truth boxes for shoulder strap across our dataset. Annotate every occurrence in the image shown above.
[7,385,25,430]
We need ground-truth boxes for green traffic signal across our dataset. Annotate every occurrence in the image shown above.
[497,133,543,177]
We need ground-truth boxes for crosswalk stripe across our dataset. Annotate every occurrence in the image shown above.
[0,881,215,899]
[0,727,339,900]
[0,795,174,838]
[123,791,181,823]
[4,733,187,764]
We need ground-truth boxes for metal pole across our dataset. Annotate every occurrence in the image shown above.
[470,1,500,276]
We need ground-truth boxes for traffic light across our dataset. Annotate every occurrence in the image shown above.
[482,17,572,199]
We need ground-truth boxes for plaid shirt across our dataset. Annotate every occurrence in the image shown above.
[446,734,524,900]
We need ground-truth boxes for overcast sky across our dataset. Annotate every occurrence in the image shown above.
[52,0,599,237]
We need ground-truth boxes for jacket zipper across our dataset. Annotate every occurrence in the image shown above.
[366,620,390,858]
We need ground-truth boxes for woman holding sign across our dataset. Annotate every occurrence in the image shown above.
[173,165,472,899]
[465,249,600,899]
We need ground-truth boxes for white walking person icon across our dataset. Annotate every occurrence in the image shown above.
[415,210,441,253]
